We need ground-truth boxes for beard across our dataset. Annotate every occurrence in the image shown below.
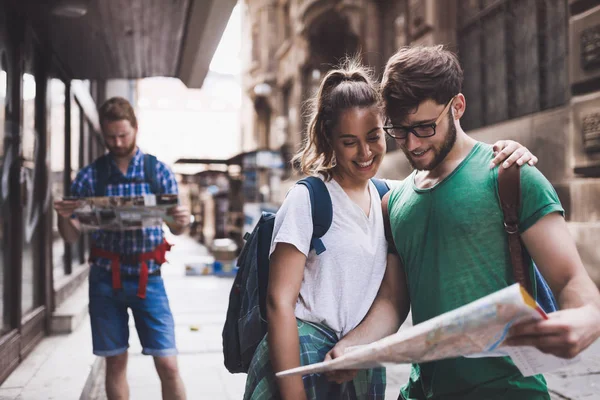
[402,114,457,171]
[108,140,137,158]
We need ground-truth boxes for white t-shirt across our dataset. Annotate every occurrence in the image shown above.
[269,177,388,338]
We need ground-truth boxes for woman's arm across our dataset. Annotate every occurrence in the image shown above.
[267,242,308,400]
[489,139,538,169]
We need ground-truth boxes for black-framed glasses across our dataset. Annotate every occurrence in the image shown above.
[383,95,456,140]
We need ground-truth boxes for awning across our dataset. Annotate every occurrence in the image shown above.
[14,0,236,88]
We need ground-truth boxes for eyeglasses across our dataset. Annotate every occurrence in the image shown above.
[383,96,456,140]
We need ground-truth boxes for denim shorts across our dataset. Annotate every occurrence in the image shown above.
[88,266,177,357]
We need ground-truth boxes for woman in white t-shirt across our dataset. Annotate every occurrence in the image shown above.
[243,59,538,400]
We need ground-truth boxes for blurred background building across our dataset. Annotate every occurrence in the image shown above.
[240,0,600,285]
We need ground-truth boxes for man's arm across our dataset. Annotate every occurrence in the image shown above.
[324,252,410,383]
[55,168,89,243]
[157,162,190,235]
[507,212,600,358]
[166,206,190,235]
[55,201,82,243]
[324,192,411,382]
[334,252,409,347]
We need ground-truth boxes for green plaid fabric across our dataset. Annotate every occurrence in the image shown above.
[244,319,386,400]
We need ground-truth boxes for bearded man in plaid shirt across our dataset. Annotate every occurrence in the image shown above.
[54,97,190,400]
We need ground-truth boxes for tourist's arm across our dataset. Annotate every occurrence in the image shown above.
[55,169,91,243]
[166,205,190,235]
[267,242,308,400]
[489,139,538,169]
[157,163,190,235]
[324,253,409,383]
[327,251,409,350]
[507,213,600,358]
[324,191,410,382]
[55,200,82,243]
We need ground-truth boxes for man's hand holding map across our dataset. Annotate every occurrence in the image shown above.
[277,284,580,378]
[67,194,179,231]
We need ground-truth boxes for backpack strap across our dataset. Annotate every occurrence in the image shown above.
[370,178,390,199]
[95,153,160,196]
[381,191,397,255]
[296,176,332,255]
[294,177,389,256]
[143,153,161,194]
[371,178,395,252]
[497,165,533,296]
[94,154,111,197]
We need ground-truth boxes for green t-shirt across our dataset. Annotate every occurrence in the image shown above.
[388,142,564,400]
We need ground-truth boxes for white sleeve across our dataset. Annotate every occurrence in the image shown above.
[383,178,404,190]
[269,184,313,258]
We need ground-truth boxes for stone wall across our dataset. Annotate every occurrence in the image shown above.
[242,0,600,285]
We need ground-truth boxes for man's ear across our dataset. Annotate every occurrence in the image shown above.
[453,93,466,120]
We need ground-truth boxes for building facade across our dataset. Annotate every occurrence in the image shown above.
[0,0,237,384]
[241,0,600,284]
[0,4,105,382]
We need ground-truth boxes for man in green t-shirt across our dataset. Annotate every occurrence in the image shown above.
[327,46,600,399]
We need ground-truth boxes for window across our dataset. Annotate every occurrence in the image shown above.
[281,83,293,177]
[69,91,85,266]
[457,0,568,130]
[252,24,260,64]
[0,52,7,334]
[21,40,41,315]
[70,92,80,179]
[281,2,291,41]
[49,78,66,280]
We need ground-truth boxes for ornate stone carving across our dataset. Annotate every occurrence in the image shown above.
[581,24,600,71]
[409,0,432,40]
[582,112,600,152]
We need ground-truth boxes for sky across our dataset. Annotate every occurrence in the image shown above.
[209,4,241,76]
[136,4,243,171]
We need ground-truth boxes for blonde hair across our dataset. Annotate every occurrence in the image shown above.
[293,58,382,180]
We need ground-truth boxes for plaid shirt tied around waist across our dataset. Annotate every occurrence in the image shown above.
[244,319,386,399]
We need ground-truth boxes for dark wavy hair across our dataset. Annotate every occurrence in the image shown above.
[381,45,463,121]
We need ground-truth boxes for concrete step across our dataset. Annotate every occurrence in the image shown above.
[0,315,96,400]
[80,357,105,400]
[51,278,89,334]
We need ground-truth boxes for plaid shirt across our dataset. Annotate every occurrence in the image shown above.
[70,148,178,275]
[244,319,386,399]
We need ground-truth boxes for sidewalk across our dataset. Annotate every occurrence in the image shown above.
[91,234,248,399]
[102,234,600,399]
[83,234,407,399]
[4,233,597,399]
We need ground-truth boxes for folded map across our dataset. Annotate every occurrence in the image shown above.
[277,284,579,378]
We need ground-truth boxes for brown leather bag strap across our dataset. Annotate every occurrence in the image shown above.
[497,164,533,295]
